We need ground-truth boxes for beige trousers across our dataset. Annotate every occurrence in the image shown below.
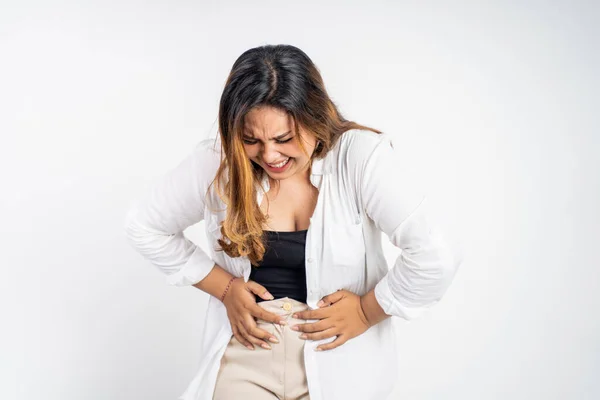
[212,297,311,400]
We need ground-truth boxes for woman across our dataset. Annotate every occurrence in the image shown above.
[124,44,461,400]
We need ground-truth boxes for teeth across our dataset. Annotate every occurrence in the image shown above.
[268,158,289,168]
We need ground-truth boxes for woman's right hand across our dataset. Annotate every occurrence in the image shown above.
[222,278,285,350]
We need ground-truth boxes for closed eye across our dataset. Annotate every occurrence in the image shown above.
[242,136,293,145]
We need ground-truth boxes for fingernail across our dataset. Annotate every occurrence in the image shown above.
[279,320,287,326]
[299,334,307,339]
[246,345,254,350]
[315,347,322,352]
[291,325,299,331]
[261,343,271,350]
[317,300,325,307]
[269,336,279,343]
[265,292,274,300]
[292,314,299,318]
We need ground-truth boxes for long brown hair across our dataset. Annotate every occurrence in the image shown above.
[212,44,381,265]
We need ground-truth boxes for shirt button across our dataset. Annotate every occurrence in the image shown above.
[307,258,313,263]
[282,302,292,311]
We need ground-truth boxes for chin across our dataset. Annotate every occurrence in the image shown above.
[265,170,293,180]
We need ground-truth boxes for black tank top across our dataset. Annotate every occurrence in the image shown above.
[250,230,308,304]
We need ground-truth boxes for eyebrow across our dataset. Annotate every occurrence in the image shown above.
[243,131,292,141]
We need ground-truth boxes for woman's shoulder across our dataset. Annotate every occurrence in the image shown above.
[334,128,394,167]
[189,136,222,172]
[194,136,222,157]
[171,137,222,197]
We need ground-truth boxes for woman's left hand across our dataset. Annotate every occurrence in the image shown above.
[290,289,371,352]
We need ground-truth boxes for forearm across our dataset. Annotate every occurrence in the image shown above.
[192,263,237,300]
[360,289,391,327]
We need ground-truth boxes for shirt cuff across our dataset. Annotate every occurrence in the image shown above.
[165,247,216,287]
[374,272,437,321]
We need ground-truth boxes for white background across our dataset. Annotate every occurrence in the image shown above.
[2,1,598,399]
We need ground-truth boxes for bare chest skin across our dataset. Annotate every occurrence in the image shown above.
[259,177,319,232]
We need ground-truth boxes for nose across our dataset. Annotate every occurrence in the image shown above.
[260,142,282,163]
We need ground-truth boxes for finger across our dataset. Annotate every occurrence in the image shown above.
[293,307,328,320]
[232,325,254,350]
[292,320,331,333]
[246,281,274,300]
[318,290,345,307]
[238,323,265,349]
[299,327,338,341]
[316,335,347,352]
[242,315,272,350]
[250,305,287,326]
[248,324,279,344]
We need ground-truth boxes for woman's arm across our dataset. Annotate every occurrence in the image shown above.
[123,138,221,287]
[356,132,462,321]
[192,263,234,298]
[360,289,389,326]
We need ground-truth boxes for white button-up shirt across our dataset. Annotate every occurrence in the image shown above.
[124,129,462,400]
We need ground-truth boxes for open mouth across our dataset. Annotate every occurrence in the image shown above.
[267,158,290,168]
[265,157,291,172]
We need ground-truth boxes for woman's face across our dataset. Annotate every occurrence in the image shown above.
[242,106,317,181]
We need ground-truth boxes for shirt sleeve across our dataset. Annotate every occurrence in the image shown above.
[356,132,462,320]
[123,138,221,287]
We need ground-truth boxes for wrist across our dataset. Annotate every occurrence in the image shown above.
[358,295,373,328]
[220,276,239,303]
[360,289,390,327]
